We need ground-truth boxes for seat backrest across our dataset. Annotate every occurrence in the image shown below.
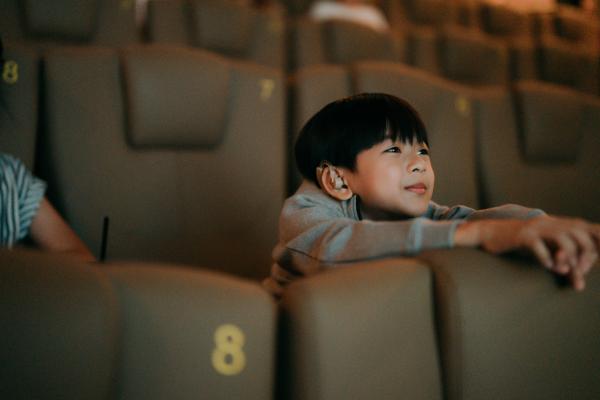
[279,258,443,400]
[147,0,285,69]
[0,0,138,46]
[475,80,600,221]
[438,25,510,86]
[0,249,118,399]
[537,36,599,96]
[106,262,276,400]
[291,18,405,70]
[479,3,535,39]
[40,45,286,279]
[0,43,39,169]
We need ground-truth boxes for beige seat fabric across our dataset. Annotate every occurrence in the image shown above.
[0,0,138,46]
[278,259,443,400]
[438,25,510,86]
[0,43,39,169]
[0,249,118,400]
[476,80,600,221]
[106,263,276,400]
[290,18,405,70]
[537,36,599,96]
[146,0,285,69]
[41,45,285,279]
[418,248,600,400]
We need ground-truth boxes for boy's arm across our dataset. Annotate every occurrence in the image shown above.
[455,216,600,291]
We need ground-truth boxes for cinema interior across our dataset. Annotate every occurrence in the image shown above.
[1,0,599,399]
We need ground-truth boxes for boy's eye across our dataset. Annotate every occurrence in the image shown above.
[384,146,401,153]
[418,148,429,156]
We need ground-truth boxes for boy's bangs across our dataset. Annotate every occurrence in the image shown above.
[384,109,428,146]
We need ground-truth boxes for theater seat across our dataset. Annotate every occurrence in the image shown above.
[40,45,285,279]
[106,262,276,400]
[278,258,443,400]
[0,0,138,47]
[418,248,600,400]
[476,80,600,221]
[146,0,285,69]
[0,43,39,169]
[290,18,405,70]
[0,249,118,399]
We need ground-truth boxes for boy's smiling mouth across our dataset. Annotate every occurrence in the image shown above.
[404,183,427,194]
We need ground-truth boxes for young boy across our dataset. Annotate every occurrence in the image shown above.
[264,93,599,296]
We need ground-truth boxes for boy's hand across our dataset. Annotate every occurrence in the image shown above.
[455,216,600,291]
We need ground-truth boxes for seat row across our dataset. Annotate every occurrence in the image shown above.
[2,0,600,95]
[2,42,600,280]
[2,247,599,400]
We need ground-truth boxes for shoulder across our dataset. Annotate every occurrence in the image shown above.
[0,153,28,179]
[282,180,350,218]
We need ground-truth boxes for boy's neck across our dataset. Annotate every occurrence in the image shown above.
[356,196,412,221]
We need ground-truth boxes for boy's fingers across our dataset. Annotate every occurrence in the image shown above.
[569,269,586,291]
[552,249,570,275]
[552,234,578,270]
[529,238,553,269]
[569,230,597,275]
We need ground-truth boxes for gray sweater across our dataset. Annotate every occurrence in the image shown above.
[264,180,545,296]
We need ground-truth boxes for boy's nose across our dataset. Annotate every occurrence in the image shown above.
[408,157,426,173]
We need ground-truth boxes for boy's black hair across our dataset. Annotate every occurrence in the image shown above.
[295,93,429,185]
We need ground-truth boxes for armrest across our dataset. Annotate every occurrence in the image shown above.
[417,248,600,400]
[278,258,443,400]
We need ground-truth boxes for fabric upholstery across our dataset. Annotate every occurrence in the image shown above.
[475,82,600,221]
[106,263,276,400]
[419,248,600,400]
[513,81,584,163]
[291,18,404,70]
[0,249,118,400]
[279,259,443,400]
[41,46,285,279]
[438,26,509,86]
[147,0,285,69]
[23,0,98,41]
[0,43,39,169]
[122,46,230,148]
[0,0,137,46]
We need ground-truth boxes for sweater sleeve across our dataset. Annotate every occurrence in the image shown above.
[276,192,464,269]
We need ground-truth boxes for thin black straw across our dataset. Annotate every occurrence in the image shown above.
[99,216,109,262]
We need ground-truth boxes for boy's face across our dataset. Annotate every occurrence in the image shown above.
[343,138,434,220]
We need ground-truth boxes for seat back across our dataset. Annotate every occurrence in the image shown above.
[41,45,285,279]
[291,18,405,70]
[0,0,138,46]
[106,263,276,400]
[279,259,443,400]
[147,0,285,69]
[0,249,118,400]
[0,43,39,169]
[438,26,510,86]
[476,80,600,221]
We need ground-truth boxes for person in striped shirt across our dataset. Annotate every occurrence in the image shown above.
[0,153,94,261]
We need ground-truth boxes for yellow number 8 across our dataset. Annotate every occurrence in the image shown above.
[211,324,246,376]
[2,60,19,85]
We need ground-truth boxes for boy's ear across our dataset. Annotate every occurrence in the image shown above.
[318,164,353,201]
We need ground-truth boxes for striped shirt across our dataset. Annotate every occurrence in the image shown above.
[0,153,46,247]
